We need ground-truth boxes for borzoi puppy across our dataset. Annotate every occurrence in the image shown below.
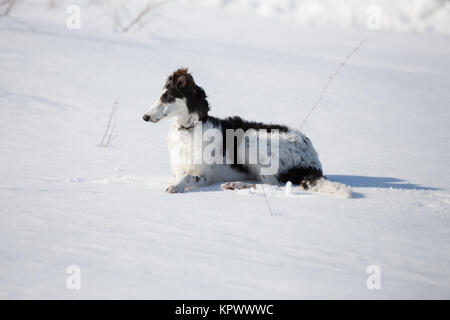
[142,68,351,197]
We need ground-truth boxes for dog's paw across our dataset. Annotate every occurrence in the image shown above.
[221,181,256,190]
[165,185,185,193]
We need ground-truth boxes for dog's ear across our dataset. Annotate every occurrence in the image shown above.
[177,75,187,88]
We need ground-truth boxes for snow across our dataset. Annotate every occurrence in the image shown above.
[0,0,449,299]
[202,0,450,34]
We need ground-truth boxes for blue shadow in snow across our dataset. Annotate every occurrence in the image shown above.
[327,175,440,191]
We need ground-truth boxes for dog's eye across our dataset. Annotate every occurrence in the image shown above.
[172,88,182,98]
[161,92,168,101]
[161,91,175,103]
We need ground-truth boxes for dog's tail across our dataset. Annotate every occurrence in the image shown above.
[300,176,352,198]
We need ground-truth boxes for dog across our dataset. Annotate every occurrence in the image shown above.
[142,68,351,197]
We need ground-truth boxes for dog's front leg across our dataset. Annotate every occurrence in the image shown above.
[166,175,206,193]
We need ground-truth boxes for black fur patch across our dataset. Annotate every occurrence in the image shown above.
[206,116,290,173]
[277,166,323,186]
[216,116,289,134]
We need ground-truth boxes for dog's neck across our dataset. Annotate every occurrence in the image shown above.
[173,112,200,131]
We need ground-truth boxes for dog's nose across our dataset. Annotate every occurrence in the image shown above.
[143,114,150,121]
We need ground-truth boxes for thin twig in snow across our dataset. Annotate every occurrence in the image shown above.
[0,0,18,17]
[257,175,273,216]
[99,99,119,147]
[300,38,366,130]
[121,0,174,33]
[94,0,174,33]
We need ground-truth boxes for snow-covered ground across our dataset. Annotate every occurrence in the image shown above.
[203,0,450,34]
[0,0,449,299]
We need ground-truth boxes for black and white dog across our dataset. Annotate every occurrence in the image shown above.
[143,68,350,197]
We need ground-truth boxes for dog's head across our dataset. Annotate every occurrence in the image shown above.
[143,68,210,124]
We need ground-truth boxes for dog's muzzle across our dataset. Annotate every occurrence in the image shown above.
[143,114,159,122]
